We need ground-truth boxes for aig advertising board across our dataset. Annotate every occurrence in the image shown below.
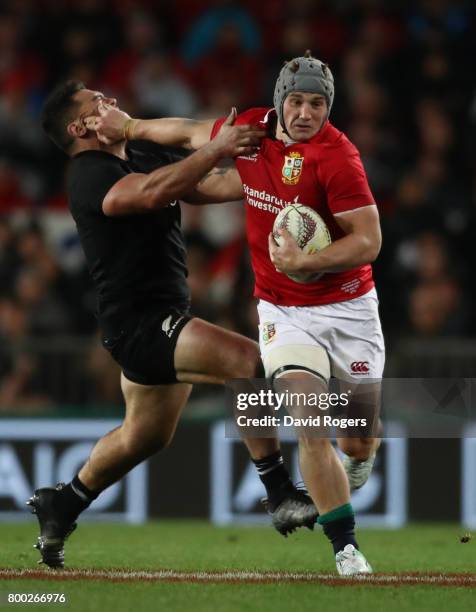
[0,418,474,526]
[0,419,147,523]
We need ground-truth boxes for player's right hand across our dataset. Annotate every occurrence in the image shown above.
[213,108,265,158]
[84,102,132,145]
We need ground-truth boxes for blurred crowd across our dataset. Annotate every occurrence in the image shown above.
[0,0,475,407]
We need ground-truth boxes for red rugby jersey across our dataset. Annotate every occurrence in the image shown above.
[211,108,376,306]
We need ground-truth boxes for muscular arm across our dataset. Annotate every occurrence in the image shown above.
[88,104,216,151]
[270,205,381,275]
[305,205,382,272]
[103,126,255,215]
[103,144,222,215]
[184,165,244,204]
[133,118,215,150]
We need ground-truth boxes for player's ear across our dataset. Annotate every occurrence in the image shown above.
[67,119,87,139]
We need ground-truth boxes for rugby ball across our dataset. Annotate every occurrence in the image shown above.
[272,203,331,283]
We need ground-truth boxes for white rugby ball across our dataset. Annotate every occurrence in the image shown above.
[272,203,331,283]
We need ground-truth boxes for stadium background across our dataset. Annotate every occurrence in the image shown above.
[0,0,475,527]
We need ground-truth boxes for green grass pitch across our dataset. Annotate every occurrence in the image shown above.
[0,522,475,611]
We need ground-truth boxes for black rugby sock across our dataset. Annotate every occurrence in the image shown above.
[253,451,294,509]
[54,475,100,522]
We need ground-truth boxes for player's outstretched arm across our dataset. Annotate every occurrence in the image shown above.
[134,117,216,150]
[184,165,244,204]
[270,205,381,276]
[86,102,217,150]
[102,118,262,216]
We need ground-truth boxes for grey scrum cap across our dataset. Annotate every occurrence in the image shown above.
[273,51,334,132]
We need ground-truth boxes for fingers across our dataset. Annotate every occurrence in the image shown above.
[248,131,266,145]
[231,129,266,154]
[274,228,297,247]
[235,138,262,150]
[228,124,264,139]
[236,126,266,138]
[268,234,282,272]
[83,116,98,130]
[279,228,294,241]
[83,116,108,144]
[217,119,265,157]
[234,146,259,156]
[240,135,263,145]
[240,129,265,148]
[223,107,237,126]
[83,116,112,144]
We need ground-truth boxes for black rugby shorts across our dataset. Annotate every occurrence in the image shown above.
[102,309,192,385]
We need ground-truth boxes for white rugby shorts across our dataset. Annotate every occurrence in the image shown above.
[257,288,385,382]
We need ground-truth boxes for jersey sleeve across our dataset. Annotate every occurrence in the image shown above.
[70,157,128,215]
[320,144,375,215]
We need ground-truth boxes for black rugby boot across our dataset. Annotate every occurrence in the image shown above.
[262,483,318,537]
[26,484,77,569]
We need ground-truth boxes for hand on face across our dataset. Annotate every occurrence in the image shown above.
[268,228,304,274]
[83,101,131,145]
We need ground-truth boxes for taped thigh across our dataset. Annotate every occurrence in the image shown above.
[262,343,330,384]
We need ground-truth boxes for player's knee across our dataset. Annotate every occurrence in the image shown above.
[231,342,261,378]
[298,435,332,456]
[339,437,374,461]
[155,429,175,451]
[263,344,330,382]
[121,424,173,459]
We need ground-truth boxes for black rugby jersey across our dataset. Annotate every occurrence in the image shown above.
[67,145,190,336]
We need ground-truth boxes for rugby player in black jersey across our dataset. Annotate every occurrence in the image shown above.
[26,81,317,568]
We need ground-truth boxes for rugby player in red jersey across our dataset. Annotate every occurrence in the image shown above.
[92,52,383,575]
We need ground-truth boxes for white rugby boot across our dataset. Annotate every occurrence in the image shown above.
[343,452,376,492]
[335,544,373,575]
